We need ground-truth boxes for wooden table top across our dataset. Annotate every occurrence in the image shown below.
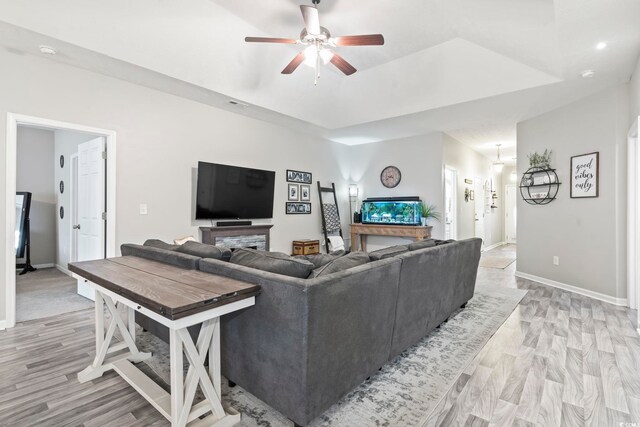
[69,256,260,320]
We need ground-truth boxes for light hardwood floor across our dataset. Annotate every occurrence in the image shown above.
[424,244,640,427]
[0,245,637,426]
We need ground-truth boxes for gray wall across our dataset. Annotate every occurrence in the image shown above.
[16,127,56,266]
[516,84,629,299]
[348,134,444,250]
[0,48,350,321]
[54,130,101,269]
[443,134,504,247]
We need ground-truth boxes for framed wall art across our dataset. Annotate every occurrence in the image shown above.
[300,184,311,201]
[286,202,311,214]
[570,152,599,198]
[288,183,299,201]
[286,169,312,184]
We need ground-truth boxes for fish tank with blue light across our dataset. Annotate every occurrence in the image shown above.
[361,197,421,226]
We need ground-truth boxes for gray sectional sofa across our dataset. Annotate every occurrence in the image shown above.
[120,237,482,426]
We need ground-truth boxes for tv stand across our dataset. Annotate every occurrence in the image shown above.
[200,224,273,251]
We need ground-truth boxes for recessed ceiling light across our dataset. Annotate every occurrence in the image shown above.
[38,45,57,55]
[581,69,596,78]
[596,42,607,50]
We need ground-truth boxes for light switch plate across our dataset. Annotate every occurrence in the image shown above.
[139,203,148,215]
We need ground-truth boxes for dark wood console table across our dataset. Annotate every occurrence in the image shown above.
[350,223,433,251]
[200,224,273,251]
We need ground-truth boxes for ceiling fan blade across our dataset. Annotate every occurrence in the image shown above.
[300,5,321,35]
[245,37,297,44]
[330,53,357,76]
[281,52,305,74]
[334,34,385,46]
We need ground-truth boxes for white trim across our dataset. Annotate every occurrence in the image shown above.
[5,113,117,329]
[483,241,506,252]
[55,263,77,279]
[504,184,517,244]
[515,271,628,306]
[0,320,6,330]
[32,263,54,269]
[628,116,639,312]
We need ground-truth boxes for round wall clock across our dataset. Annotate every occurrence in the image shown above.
[380,165,402,188]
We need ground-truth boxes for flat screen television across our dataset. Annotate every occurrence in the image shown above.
[196,162,275,220]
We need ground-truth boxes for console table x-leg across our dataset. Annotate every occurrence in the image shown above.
[78,283,254,427]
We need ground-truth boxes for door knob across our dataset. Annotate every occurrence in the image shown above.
[73,224,81,230]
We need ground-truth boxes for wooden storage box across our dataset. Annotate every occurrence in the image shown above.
[292,239,320,255]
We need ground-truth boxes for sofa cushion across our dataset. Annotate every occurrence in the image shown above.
[435,239,456,246]
[308,251,370,278]
[120,244,200,269]
[176,241,232,261]
[143,239,179,251]
[408,239,437,251]
[230,248,314,278]
[293,251,344,269]
[369,245,409,261]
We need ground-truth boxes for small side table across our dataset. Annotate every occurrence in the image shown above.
[292,239,320,255]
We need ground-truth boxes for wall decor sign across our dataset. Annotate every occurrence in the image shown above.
[286,202,311,214]
[300,184,311,201]
[287,169,312,184]
[570,152,599,198]
[288,184,299,201]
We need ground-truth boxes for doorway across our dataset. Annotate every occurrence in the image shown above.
[444,166,457,240]
[474,177,485,247]
[505,184,517,244]
[4,113,117,329]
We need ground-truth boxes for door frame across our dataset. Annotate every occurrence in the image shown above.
[627,116,639,331]
[504,184,517,244]
[69,153,79,266]
[443,165,457,240]
[4,113,117,329]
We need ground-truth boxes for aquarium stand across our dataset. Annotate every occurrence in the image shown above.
[350,224,432,252]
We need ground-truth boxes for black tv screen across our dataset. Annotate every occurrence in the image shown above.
[196,162,275,220]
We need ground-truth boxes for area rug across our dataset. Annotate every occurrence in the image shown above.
[479,256,516,269]
[136,283,526,427]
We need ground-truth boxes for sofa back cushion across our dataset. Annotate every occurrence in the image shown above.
[176,241,232,261]
[230,248,314,278]
[407,238,436,251]
[294,252,344,269]
[120,244,200,269]
[143,239,179,251]
[369,245,409,261]
[308,252,370,278]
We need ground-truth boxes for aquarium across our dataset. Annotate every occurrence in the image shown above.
[361,197,421,226]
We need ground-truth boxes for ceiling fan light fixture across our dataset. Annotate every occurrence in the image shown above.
[319,48,334,64]
[303,45,318,67]
[493,144,504,173]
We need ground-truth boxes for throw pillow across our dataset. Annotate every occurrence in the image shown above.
[308,251,370,278]
[369,245,409,261]
[176,241,232,261]
[230,248,314,278]
[408,239,437,251]
[143,239,179,251]
[294,252,344,269]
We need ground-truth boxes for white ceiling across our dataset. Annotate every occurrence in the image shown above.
[0,0,638,158]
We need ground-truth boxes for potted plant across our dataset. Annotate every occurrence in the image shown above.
[419,201,441,226]
[528,149,552,169]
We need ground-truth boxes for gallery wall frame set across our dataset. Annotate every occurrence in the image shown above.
[286,169,312,213]
[570,152,599,198]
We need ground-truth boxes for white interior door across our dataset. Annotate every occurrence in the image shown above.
[444,167,457,240]
[505,185,517,243]
[76,137,106,300]
[474,178,485,247]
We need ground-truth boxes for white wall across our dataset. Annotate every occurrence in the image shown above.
[16,127,56,266]
[54,130,101,269]
[0,48,350,322]
[630,55,640,122]
[349,134,444,250]
[443,135,504,247]
[517,84,629,300]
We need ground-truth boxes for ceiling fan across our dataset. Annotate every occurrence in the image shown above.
[245,0,384,84]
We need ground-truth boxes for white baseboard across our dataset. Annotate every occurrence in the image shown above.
[515,271,629,307]
[0,320,6,330]
[15,262,54,271]
[483,241,506,252]
[55,264,73,277]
